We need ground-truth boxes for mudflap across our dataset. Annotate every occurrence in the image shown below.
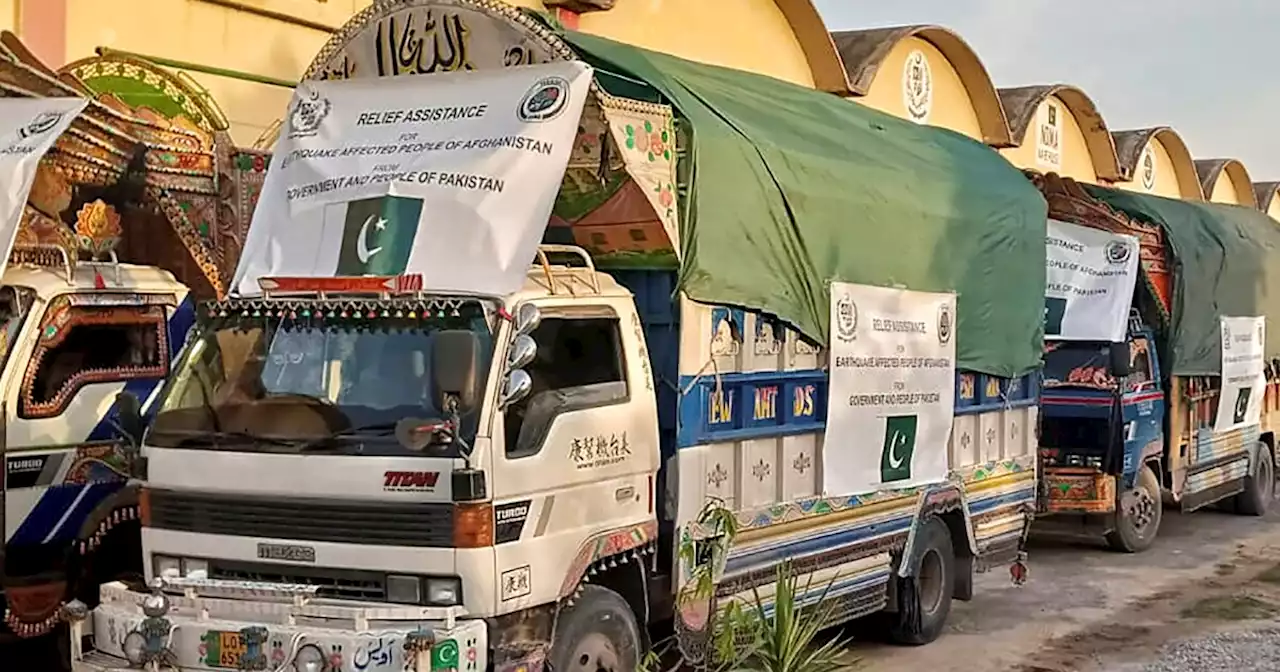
[1009,506,1033,586]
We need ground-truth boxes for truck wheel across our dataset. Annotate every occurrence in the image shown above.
[1106,466,1162,553]
[549,585,641,672]
[888,517,954,646]
[1234,442,1274,516]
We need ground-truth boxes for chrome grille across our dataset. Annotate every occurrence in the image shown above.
[147,489,455,547]
[208,559,386,601]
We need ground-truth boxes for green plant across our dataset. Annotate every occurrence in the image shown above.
[733,562,852,672]
[642,497,854,672]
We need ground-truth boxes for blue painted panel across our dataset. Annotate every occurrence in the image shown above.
[678,368,1038,449]
[607,270,680,460]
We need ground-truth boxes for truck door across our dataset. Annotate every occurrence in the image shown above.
[1120,335,1164,486]
[5,293,186,552]
[487,299,659,611]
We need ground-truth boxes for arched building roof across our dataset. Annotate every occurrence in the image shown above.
[771,0,854,93]
[1112,127,1204,201]
[997,84,1122,181]
[829,25,1013,146]
[1255,182,1280,215]
[1195,158,1258,208]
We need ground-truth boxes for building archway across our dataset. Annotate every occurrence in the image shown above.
[1111,127,1203,201]
[516,0,849,92]
[1195,158,1257,208]
[1255,182,1280,221]
[829,25,1012,146]
[998,84,1121,184]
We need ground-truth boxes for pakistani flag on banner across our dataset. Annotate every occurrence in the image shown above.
[334,196,423,276]
[880,414,919,483]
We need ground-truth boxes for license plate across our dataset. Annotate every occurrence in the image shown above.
[202,630,247,669]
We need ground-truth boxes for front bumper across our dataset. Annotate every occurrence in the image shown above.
[72,580,488,671]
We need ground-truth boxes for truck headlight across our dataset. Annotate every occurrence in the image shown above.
[386,574,422,604]
[153,555,181,579]
[122,631,147,665]
[425,577,461,606]
[152,555,208,580]
[292,644,326,672]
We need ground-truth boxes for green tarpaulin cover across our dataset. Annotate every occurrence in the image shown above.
[1086,185,1280,376]
[562,32,1048,377]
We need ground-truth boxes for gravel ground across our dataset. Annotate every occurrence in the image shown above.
[1106,626,1280,672]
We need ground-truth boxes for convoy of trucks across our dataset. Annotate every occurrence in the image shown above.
[0,1,1267,671]
[1033,174,1280,552]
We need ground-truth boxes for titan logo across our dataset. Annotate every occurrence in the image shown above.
[383,470,441,491]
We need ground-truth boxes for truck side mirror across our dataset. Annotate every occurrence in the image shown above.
[508,334,537,370]
[514,303,541,336]
[1108,342,1131,378]
[431,330,481,413]
[499,370,533,409]
[113,391,145,446]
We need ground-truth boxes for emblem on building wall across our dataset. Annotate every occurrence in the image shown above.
[1140,144,1157,191]
[902,50,933,124]
[1036,101,1062,169]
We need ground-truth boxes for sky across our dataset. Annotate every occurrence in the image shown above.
[814,1,1280,179]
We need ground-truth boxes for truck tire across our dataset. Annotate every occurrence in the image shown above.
[1106,466,1162,553]
[548,584,641,672]
[1234,442,1274,516]
[887,517,954,646]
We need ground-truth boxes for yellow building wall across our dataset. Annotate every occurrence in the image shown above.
[63,0,374,146]
[62,0,817,146]
[1267,195,1280,221]
[1206,172,1245,206]
[572,0,814,88]
[856,36,983,141]
[1114,137,1191,200]
[0,0,14,33]
[1000,96,1098,184]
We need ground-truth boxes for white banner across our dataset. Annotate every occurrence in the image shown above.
[1045,219,1140,342]
[0,98,86,268]
[825,282,956,497]
[1215,316,1266,433]
[232,61,593,297]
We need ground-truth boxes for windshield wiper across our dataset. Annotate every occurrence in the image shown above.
[157,429,301,449]
[295,422,399,453]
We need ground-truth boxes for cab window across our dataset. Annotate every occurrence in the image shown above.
[1127,337,1155,390]
[505,312,629,458]
[21,300,168,419]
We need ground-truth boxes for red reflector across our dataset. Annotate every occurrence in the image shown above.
[258,275,423,294]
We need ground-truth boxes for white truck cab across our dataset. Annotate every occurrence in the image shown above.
[2,245,193,639]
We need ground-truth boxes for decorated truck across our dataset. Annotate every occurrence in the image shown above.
[69,2,1047,671]
[1034,174,1280,551]
[0,33,257,642]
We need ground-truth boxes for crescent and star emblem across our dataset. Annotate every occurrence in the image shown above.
[888,430,909,469]
[357,214,387,263]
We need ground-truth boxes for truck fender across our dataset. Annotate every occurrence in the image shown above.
[896,484,978,580]
[73,483,140,556]
[556,520,658,601]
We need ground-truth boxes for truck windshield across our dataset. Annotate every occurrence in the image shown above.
[149,309,492,455]
[1043,342,1116,390]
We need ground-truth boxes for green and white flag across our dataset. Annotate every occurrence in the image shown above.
[232,60,593,297]
[825,282,956,496]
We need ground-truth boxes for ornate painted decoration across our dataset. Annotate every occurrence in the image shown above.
[21,299,170,419]
[74,200,123,259]
[0,33,253,300]
[62,53,229,132]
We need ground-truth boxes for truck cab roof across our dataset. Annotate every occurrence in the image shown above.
[2,260,187,299]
